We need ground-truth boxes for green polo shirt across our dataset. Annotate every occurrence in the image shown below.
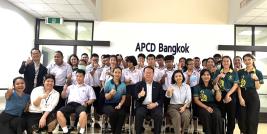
[238,68,264,90]
[213,69,239,92]
[193,85,215,102]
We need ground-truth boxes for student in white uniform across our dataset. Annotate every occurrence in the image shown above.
[146,54,164,83]
[156,54,165,71]
[116,54,126,69]
[57,69,96,134]
[86,53,103,128]
[122,56,142,95]
[101,54,110,69]
[71,59,93,86]
[193,57,202,73]
[183,58,200,133]
[136,53,146,71]
[100,55,118,87]
[161,55,176,132]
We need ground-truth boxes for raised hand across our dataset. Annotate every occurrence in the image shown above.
[110,88,117,96]
[25,57,32,66]
[138,87,146,97]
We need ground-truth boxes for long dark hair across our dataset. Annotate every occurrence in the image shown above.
[221,56,233,70]
[198,69,213,89]
[243,53,256,68]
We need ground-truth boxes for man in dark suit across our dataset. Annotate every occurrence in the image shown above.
[19,48,47,94]
[135,66,164,134]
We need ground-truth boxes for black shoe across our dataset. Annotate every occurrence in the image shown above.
[151,128,154,132]
[141,126,145,132]
[68,126,75,132]
[63,132,70,134]
[58,126,63,131]
[94,122,101,128]
[165,127,170,132]
[171,128,174,133]
[87,123,91,127]
[193,130,198,134]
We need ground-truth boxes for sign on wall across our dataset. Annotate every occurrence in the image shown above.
[93,22,234,59]
[135,42,190,55]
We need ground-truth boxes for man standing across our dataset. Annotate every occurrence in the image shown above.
[135,66,164,134]
[19,48,47,94]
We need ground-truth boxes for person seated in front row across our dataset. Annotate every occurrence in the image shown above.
[0,77,30,134]
[166,70,191,134]
[193,69,222,134]
[103,67,127,134]
[135,66,164,134]
[57,69,96,134]
[25,74,59,134]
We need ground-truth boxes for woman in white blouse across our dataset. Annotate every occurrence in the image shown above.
[25,74,59,134]
[166,70,191,134]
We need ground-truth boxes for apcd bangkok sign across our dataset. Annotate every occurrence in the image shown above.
[135,42,190,55]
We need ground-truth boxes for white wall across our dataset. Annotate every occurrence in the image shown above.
[0,0,35,88]
[93,22,234,61]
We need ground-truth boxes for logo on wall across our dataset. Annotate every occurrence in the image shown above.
[135,42,190,55]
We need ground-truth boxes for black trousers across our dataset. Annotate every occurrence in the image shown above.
[24,111,56,133]
[238,89,260,134]
[219,92,236,134]
[135,106,163,134]
[103,104,126,134]
[198,103,222,134]
[125,84,136,114]
[0,112,25,134]
[54,86,65,111]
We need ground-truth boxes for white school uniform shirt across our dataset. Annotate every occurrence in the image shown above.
[66,83,96,105]
[29,86,59,113]
[71,71,93,86]
[162,68,175,91]
[142,83,153,105]
[183,70,200,87]
[86,65,103,87]
[166,83,191,105]
[153,67,164,82]
[122,67,142,84]
[100,67,113,85]
[47,62,72,86]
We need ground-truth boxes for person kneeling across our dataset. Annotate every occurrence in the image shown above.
[57,69,96,134]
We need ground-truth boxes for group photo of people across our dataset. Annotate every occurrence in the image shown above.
[0,47,264,134]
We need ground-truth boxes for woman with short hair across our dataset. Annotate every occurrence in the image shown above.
[166,70,191,134]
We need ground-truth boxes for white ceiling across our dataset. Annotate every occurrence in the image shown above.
[235,0,267,25]
[7,0,97,20]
